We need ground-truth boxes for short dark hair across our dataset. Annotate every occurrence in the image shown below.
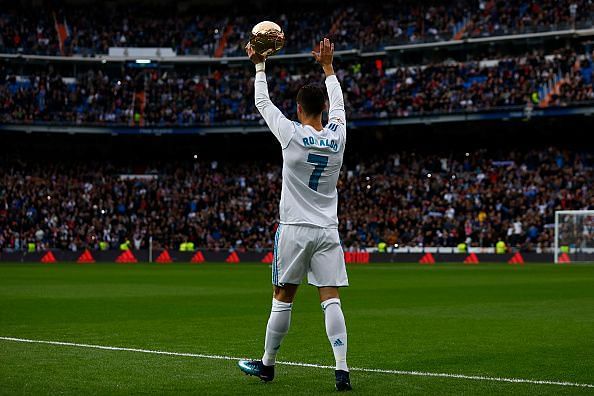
[296,84,325,116]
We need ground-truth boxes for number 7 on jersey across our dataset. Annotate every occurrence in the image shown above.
[307,153,329,191]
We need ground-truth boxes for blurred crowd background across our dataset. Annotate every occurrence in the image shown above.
[1,147,591,252]
[1,0,592,253]
[0,48,593,126]
[1,1,592,56]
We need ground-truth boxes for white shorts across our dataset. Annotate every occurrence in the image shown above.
[272,224,349,287]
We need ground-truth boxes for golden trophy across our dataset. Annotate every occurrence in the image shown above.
[248,21,285,56]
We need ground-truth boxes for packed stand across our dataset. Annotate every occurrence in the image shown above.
[465,0,594,38]
[0,148,592,253]
[1,1,593,57]
[1,48,593,125]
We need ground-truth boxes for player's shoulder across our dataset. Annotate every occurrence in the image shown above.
[326,117,346,134]
[288,120,306,135]
[290,119,345,131]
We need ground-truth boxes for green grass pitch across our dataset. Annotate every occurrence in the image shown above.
[1,262,593,395]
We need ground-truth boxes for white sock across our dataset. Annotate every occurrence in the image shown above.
[262,298,292,366]
[322,298,348,372]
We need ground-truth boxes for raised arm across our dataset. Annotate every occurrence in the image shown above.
[312,38,346,127]
[246,44,295,149]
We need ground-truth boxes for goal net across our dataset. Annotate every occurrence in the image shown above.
[554,210,594,263]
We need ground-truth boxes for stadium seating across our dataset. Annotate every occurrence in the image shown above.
[1,48,592,126]
[1,1,593,255]
[1,148,591,252]
[0,0,592,56]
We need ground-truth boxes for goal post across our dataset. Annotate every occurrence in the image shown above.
[554,210,594,263]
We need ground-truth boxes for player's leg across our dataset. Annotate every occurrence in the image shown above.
[309,228,351,391]
[263,225,309,367]
[239,284,299,381]
[319,288,347,369]
[319,287,348,371]
[319,287,351,391]
[239,225,310,381]
[262,284,298,366]
[273,283,299,302]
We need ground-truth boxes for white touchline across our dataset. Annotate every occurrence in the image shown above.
[1,336,593,389]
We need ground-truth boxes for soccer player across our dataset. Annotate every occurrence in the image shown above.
[238,38,351,391]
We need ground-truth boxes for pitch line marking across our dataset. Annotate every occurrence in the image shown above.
[1,336,592,389]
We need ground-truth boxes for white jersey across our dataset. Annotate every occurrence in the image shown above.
[254,72,346,228]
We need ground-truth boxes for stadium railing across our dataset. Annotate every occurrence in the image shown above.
[2,104,594,135]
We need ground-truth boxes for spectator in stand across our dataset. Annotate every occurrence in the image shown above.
[1,48,592,126]
[1,148,591,252]
[1,1,592,56]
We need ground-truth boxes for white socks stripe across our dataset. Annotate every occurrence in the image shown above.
[321,298,348,372]
[262,298,292,366]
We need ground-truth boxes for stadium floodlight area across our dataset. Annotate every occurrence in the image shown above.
[554,210,594,263]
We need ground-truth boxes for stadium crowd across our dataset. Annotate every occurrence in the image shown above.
[1,148,591,253]
[1,48,593,125]
[0,0,592,56]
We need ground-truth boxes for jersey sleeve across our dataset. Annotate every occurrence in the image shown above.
[324,74,346,134]
[254,72,295,149]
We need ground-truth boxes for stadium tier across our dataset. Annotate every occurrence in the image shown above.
[1,47,593,127]
[0,0,592,257]
[1,0,593,56]
[1,146,591,253]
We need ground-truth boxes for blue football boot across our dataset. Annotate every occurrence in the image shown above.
[238,360,275,382]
